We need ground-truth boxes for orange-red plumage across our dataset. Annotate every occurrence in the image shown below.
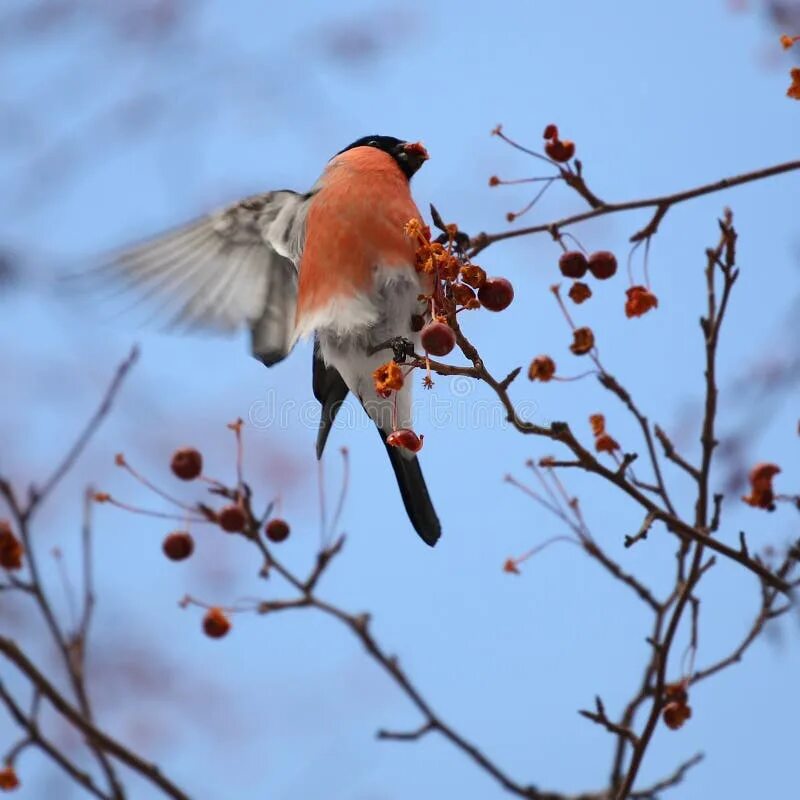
[296,147,422,327]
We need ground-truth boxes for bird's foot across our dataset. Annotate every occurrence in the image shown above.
[369,337,416,363]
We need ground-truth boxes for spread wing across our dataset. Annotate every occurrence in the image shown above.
[89,190,309,364]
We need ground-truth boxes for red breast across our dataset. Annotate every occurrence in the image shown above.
[296,146,422,327]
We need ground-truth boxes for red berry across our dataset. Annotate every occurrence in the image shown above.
[478,277,514,312]
[203,607,231,639]
[545,139,575,162]
[162,531,194,561]
[420,321,456,357]
[170,447,203,480]
[588,251,618,280]
[265,518,290,543]
[218,504,246,533]
[386,428,424,453]
[558,251,588,279]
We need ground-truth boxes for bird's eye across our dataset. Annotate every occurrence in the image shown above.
[367,140,378,146]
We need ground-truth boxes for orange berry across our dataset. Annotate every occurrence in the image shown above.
[203,607,231,639]
[218,504,246,533]
[373,361,404,398]
[460,265,487,289]
[170,447,203,481]
[420,321,456,357]
[587,251,618,280]
[265,518,290,543]
[478,277,514,312]
[162,531,194,561]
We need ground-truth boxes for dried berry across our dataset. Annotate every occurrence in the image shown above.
[203,607,231,639]
[265,518,290,543]
[0,521,23,571]
[625,285,659,318]
[570,327,595,355]
[568,281,592,304]
[788,67,800,100]
[543,123,559,140]
[587,251,618,280]
[559,251,589,279]
[420,321,456,357]
[373,361,404,398]
[386,428,424,453]
[742,462,781,511]
[460,265,487,289]
[589,414,606,436]
[218,504,246,533]
[595,433,620,453]
[170,447,203,481]
[662,700,692,730]
[545,139,575,162]
[410,313,425,332]
[0,766,19,791]
[478,277,514,312]
[163,531,194,561]
[503,558,521,574]
[528,356,556,382]
[452,282,476,307]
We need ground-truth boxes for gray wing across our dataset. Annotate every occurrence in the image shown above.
[95,190,309,365]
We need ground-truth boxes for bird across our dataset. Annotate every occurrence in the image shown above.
[99,135,441,546]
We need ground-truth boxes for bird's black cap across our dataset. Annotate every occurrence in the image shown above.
[337,135,429,179]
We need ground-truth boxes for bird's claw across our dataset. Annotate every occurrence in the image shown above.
[368,337,416,363]
[390,337,416,364]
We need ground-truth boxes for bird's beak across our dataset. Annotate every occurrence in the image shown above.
[403,142,429,161]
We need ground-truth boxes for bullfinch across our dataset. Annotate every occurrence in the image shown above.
[104,135,441,546]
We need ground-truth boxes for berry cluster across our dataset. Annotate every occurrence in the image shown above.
[371,215,515,454]
[95,423,294,640]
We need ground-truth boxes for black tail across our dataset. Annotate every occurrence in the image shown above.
[312,339,349,459]
[379,427,441,547]
[312,340,441,546]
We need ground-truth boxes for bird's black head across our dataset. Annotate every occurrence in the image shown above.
[337,135,429,179]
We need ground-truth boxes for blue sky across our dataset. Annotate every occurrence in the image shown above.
[1,1,799,798]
